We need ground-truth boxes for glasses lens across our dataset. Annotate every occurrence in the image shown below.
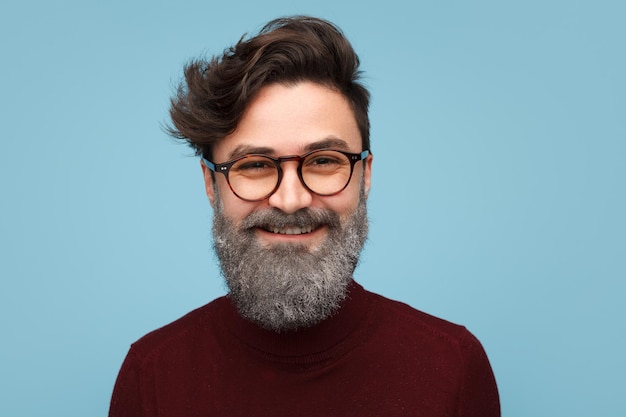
[229,155,278,200]
[302,150,352,195]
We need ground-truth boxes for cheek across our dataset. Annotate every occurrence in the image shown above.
[214,181,258,225]
[323,185,363,220]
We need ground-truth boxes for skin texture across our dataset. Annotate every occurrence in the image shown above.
[201,81,373,252]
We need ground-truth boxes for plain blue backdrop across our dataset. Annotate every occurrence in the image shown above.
[1,0,624,416]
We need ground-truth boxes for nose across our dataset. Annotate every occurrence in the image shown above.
[267,162,313,214]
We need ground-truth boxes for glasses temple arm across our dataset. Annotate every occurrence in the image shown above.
[202,157,217,172]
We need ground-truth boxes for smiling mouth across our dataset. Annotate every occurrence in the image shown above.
[261,225,317,235]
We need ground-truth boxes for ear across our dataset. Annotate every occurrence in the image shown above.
[201,160,216,208]
[363,153,373,198]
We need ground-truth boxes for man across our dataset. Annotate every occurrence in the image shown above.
[110,16,500,416]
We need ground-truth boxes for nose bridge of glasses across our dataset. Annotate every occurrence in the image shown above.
[268,155,313,212]
[276,154,304,166]
[274,155,305,186]
[274,154,305,178]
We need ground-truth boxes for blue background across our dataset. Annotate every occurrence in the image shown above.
[1,0,624,415]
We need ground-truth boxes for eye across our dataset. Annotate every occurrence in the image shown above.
[231,156,276,178]
[307,154,343,167]
[304,152,349,172]
[311,156,339,165]
[237,160,273,170]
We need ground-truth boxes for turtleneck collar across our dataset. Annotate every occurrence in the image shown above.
[218,280,372,366]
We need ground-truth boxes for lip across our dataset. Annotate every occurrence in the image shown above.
[254,224,327,244]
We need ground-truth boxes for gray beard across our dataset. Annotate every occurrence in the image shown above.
[212,191,368,332]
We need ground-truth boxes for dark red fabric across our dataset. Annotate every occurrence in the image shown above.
[109,281,500,416]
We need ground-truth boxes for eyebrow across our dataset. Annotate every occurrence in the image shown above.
[303,137,351,153]
[228,145,274,160]
[227,137,352,160]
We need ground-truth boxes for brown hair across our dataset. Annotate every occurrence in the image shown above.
[167,16,370,159]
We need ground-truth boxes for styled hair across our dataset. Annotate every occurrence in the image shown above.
[167,16,370,159]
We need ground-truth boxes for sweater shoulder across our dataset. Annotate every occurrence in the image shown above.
[367,290,481,349]
[128,296,227,360]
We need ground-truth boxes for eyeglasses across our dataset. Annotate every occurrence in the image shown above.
[202,148,370,202]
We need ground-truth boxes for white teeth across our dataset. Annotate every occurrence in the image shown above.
[270,225,314,235]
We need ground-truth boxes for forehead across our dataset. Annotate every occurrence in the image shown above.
[213,82,362,161]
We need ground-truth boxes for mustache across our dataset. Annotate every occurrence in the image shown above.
[241,208,341,230]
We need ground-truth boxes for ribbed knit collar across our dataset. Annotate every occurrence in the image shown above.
[219,280,372,366]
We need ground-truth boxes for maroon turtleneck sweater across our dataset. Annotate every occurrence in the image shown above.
[109,281,500,416]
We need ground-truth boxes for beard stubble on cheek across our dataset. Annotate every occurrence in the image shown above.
[211,188,369,332]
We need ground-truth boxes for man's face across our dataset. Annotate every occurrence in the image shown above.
[201,81,373,331]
